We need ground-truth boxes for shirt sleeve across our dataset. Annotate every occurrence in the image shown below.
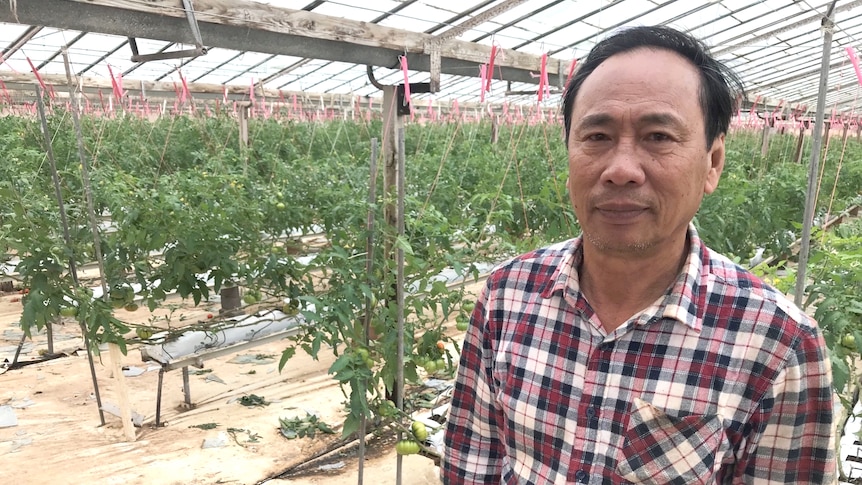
[441,282,505,484]
[738,326,835,484]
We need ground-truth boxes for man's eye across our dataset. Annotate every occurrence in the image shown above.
[648,133,671,142]
[586,133,609,141]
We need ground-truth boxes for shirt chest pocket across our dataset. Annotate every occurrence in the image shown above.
[615,398,729,485]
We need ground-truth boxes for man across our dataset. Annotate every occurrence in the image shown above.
[442,26,834,484]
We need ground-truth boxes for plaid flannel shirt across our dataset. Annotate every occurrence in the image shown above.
[442,226,835,484]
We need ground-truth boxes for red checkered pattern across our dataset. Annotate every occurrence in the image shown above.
[442,226,835,484]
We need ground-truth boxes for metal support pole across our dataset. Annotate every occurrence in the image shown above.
[794,2,838,307]
[156,368,165,426]
[59,52,107,426]
[395,127,406,485]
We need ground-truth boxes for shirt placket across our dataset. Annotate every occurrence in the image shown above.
[566,317,615,484]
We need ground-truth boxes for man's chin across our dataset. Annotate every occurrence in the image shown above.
[583,231,655,254]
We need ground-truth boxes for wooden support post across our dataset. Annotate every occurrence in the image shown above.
[842,123,849,145]
[382,85,404,259]
[381,85,406,485]
[760,124,771,157]
[182,366,192,406]
[239,102,251,177]
[794,127,805,164]
[239,102,250,148]
[108,343,136,441]
[491,115,499,144]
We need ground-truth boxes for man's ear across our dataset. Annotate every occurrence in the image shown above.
[704,134,725,195]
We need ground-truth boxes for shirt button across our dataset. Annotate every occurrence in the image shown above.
[575,469,588,482]
[586,407,596,418]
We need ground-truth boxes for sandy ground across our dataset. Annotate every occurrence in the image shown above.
[0,282,479,485]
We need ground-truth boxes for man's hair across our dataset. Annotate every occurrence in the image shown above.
[562,25,745,149]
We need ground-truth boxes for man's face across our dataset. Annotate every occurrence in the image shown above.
[566,47,724,257]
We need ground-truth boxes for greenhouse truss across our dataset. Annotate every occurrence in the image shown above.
[2,0,862,115]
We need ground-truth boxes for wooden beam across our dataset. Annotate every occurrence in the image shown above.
[0,0,559,85]
[0,70,356,102]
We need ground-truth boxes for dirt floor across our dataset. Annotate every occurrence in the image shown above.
[0,280,481,485]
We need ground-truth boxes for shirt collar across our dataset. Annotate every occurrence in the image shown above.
[541,224,708,331]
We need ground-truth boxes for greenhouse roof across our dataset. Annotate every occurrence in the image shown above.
[2,0,862,114]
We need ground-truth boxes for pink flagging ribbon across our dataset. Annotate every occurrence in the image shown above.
[399,56,412,107]
[179,71,191,104]
[748,95,761,126]
[566,59,577,87]
[485,44,498,93]
[531,53,551,103]
[847,46,862,87]
[107,64,124,101]
[26,57,52,99]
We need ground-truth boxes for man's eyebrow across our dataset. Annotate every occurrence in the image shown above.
[574,113,614,130]
[637,112,687,129]
[574,112,687,130]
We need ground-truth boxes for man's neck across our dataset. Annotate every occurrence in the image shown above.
[578,238,689,333]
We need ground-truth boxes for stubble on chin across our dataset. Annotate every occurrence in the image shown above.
[583,230,654,254]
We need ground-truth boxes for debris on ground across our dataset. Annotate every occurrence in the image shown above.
[100,401,144,427]
[228,353,275,365]
[201,431,229,449]
[0,405,17,428]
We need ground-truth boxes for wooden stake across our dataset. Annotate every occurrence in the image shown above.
[794,127,805,164]
[108,343,136,441]
[760,124,771,157]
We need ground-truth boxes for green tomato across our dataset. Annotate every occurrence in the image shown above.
[395,439,420,455]
[356,348,370,360]
[136,327,154,339]
[282,299,300,316]
[276,202,286,210]
[60,307,78,317]
[462,301,475,313]
[124,303,139,312]
[423,361,438,374]
[842,333,856,349]
[243,294,258,305]
[411,421,428,442]
[435,359,447,372]
[456,320,469,332]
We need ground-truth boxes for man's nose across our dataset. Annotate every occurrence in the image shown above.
[600,139,646,186]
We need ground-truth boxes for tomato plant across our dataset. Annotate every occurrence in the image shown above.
[3,109,862,439]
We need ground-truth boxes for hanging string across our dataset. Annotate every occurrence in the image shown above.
[814,52,847,212]
[479,64,487,103]
[823,86,858,242]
